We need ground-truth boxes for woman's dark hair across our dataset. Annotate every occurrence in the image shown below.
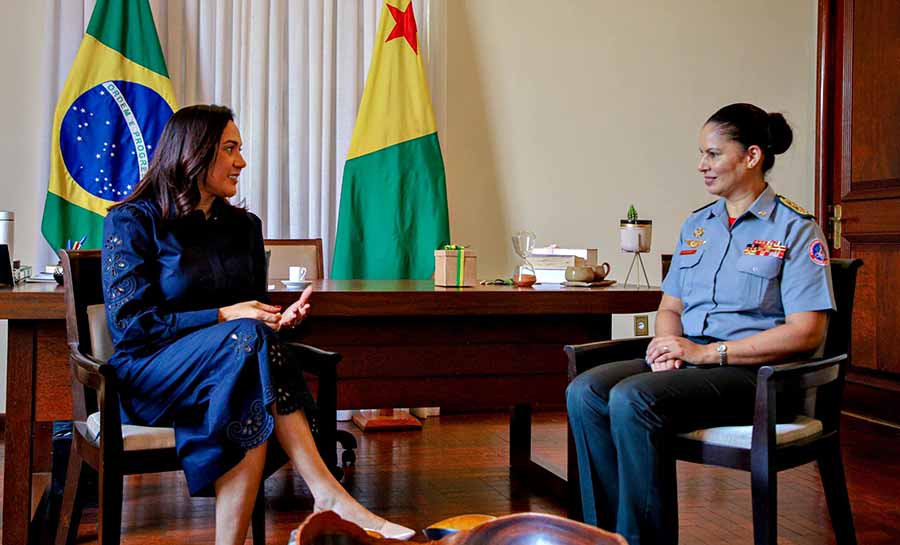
[113,104,235,219]
[705,103,793,174]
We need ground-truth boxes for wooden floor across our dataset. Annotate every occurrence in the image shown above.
[2,412,899,544]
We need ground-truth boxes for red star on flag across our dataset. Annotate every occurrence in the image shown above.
[385,2,418,54]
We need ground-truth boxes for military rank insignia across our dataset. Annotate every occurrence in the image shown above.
[693,226,705,238]
[777,195,813,217]
[808,240,829,265]
[680,239,705,255]
[744,239,786,258]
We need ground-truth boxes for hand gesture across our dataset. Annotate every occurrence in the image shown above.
[218,300,283,330]
[278,285,313,330]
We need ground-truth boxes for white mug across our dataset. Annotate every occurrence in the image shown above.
[289,266,308,282]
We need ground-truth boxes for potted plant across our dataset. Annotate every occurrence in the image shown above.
[619,204,652,253]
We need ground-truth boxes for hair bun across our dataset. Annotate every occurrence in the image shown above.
[766,112,793,155]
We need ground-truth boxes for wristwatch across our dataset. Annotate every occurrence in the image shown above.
[716,342,728,366]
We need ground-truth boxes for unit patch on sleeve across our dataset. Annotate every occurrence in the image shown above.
[808,240,829,265]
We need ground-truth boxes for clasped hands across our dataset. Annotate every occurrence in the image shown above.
[645,335,714,372]
[218,285,313,331]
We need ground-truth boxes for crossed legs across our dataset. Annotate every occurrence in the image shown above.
[213,408,413,545]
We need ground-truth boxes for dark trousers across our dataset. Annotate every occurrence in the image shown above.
[566,359,758,545]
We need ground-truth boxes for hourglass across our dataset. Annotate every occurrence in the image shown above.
[511,231,537,287]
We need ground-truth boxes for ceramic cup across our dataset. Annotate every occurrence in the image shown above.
[593,262,611,281]
[565,266,595,283]
[289,266,308,282]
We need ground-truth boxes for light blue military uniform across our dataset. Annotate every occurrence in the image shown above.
[661,183,835,341]
[566,184,836,544]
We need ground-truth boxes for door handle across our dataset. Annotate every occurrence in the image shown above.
[828,204,842,250]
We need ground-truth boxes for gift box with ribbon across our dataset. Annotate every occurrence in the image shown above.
[434,245,477,287]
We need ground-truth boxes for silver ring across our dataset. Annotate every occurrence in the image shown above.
[662,346,670,353]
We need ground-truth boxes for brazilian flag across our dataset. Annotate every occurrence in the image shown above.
[42,0,176,251]
[331,0,450,279]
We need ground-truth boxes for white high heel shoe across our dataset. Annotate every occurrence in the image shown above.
[367,521,416,541]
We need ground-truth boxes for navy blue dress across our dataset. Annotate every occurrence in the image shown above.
[101,197,312,496]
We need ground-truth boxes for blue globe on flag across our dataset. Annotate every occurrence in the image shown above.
[59,80,173,202]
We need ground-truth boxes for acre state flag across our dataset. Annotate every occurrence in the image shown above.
[331,0,450,279]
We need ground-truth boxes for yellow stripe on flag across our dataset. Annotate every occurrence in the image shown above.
[346,0,437,161]
[47,35,177,216]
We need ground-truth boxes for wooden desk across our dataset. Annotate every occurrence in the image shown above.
[1,280,661,544]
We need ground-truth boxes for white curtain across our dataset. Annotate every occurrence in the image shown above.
[39,0,446,272]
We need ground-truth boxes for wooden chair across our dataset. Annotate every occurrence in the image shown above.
[661,253,673,280]
[265,238,325,283]
[264,237,358,468]
[565,258,862,545]
[54,250,343,544]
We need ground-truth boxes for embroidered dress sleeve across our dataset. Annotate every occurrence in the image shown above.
[780,219,836,314]
[102,205,219,352]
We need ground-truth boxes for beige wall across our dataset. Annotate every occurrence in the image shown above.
[0,2,52,412]
[444,0,819,287]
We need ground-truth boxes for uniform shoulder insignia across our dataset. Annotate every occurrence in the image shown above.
[692,201,716,213]
[777,195,815,219]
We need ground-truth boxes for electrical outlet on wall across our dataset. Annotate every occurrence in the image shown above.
[634,315,649,336]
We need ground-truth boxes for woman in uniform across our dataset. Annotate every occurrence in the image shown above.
[566,103,835,545]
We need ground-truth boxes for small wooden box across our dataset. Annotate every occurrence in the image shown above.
[434,248,478,287]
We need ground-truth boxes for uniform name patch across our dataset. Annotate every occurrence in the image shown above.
[679,249,697,255]
[808,240,828,265]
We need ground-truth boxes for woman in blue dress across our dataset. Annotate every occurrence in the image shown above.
[101,105,414,543]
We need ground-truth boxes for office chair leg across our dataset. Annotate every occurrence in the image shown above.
[55,449,90,545]
[750,467,777,545]
[251,485,266,545]
[818,438,858,545]
[97,468,123,545]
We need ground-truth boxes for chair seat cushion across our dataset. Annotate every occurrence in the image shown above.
[678,415,823,449]
[86,412,176,451]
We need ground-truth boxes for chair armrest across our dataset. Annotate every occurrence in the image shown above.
[750,353,847,454]
[69,349,124,447]
[758,353,846,391]
[70,349,115,391]
[564,337,652,380]
[282,342,342,377]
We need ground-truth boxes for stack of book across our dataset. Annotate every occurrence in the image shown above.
[530,247,598,284]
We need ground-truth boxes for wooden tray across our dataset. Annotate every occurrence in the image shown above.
[561,279,616,288]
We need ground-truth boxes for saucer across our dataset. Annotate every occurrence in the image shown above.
[561,279,616,288]
[281,279,311,289]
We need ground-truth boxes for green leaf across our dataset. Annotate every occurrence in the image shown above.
[627,204,638,221]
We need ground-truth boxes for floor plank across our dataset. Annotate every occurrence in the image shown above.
[2,412,898,544]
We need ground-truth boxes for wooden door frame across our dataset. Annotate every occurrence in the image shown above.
[815,0,832,229]
[815,0,845,250]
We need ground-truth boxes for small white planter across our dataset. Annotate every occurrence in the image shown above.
[619,220,653,253]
